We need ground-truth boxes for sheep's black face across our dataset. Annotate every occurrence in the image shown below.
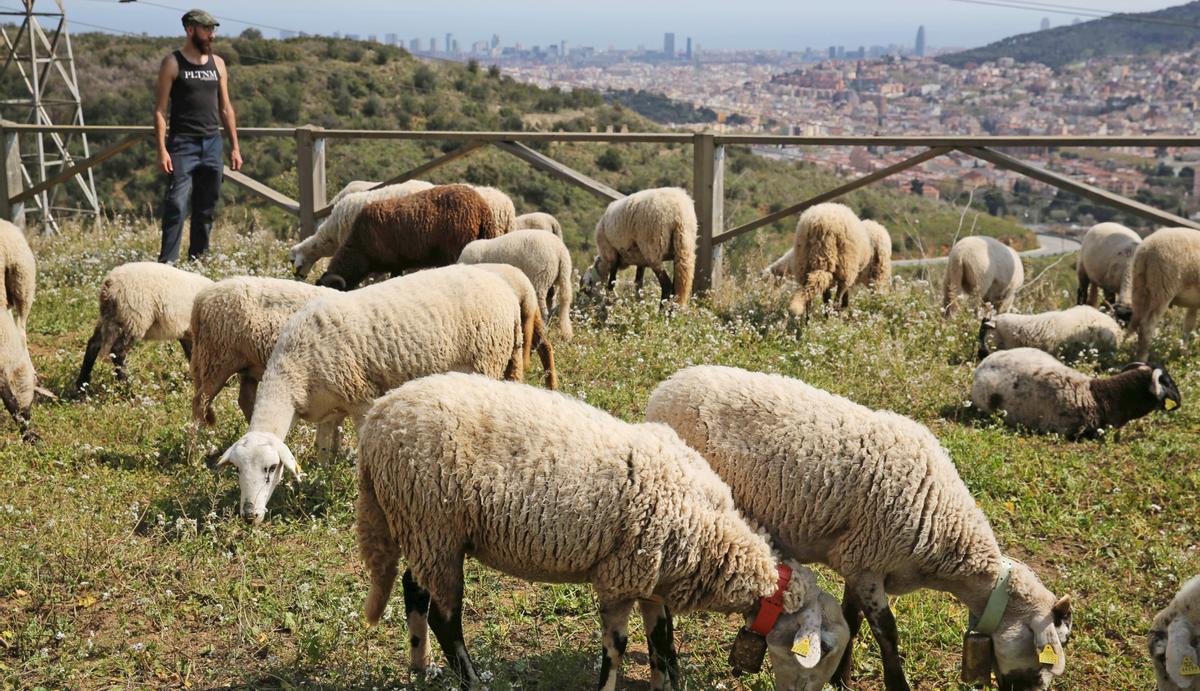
[1111,303,1133,326]
[1152,366,1181,411]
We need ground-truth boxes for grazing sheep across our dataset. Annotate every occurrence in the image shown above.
[287,179,434,278]
[646,365,1074,691]
[356,372,849,691]
[513,211,562,238]
[189,277,344,452]
[0,220,35,334]
[1149,575,1200,691]
[471,185,516,234]
[1076,222,1140,307]
[217,265,528,524]
[315,184,498,291]
[467,262,558,389]
[787,203,873,316]
[458,229,574,341]
[583,187,697,305]
[0,308,37,442]
[75,262,213,393]
[1127,227,1200,360]
[977,305,1122,360]
[859,219,893,290]
[972,348,1181,439]
[942,235,1024,317]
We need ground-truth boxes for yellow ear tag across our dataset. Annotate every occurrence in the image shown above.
[1180,654,1200,676]
[1038,645,1059,665]
[792,637,811,657]
[1166,399,1179,411]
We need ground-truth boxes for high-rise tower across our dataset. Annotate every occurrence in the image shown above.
[663,32,675,58]
[915,25,926,57]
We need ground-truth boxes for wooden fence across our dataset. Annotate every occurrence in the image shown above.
[2,120,1198,292]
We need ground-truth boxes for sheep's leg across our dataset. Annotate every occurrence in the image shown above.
[652,267,673,303]
[1184,307,1197,343]
[545,286,556,315]
[855,575,910,691]
[1076,272,1090,305]
[74,325,107,392]
[639,601,679,691]
[316,420,341,459]
[634,266,646,296]
[1137,309,1166,361]
[832,583,865,689]
[109,333,136,383]
[1102,289,1116,306]
[606,264,620,293]
[402,569,433,673]
[425,562,479,686]
[236,375,258,424]
[0,387,34,443]
[598,599,634,691]
[178,338,193,362]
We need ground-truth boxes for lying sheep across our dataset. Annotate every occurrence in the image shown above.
[471,185,516,234]
[75,262,213,393]
[647,365,1073,691]
[458,229,574,341]
[977,305,1122,360]
[1149,575,1200,691]
[0,308,37,442]
[513,211,562,238]
[216,265,529,524]
[315,184,498,291]
[287,179,433,278]
[1127,227,1200,360]
[0,220,35,334]
[943,235,1024,317]
[583,187,697,305]
[787,203,874,316]
[469,262,558,389]
[357,372,849,690]
[972,348,1181,439]
[1076,222,1140,308]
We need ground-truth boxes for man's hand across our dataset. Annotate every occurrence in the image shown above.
[158,148,174,174]
[230,148,243,172]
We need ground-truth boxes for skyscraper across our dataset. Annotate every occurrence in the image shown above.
[1040,17,1051,30]
[685,36,693,60]
[446,33,453,55]
[915,25,926,57]
[663,32,675,58]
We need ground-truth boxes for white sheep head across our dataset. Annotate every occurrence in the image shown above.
[1151,617,1199,690]
[987,562,1072,689]
[288,246,315,279]
[215,431,305,524]
[579,256,608,295]
[765,589,851,691]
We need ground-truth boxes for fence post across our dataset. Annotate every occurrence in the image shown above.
[296,124,326,238]
[0,123,25,230]
[692,132,724,294]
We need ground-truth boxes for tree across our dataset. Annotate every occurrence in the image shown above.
[910,179,925,196]
[596,147,624,172]
[984,188,1007,216]
[239,27,263,40]
[488,64,501,79]
[467,58,480,74]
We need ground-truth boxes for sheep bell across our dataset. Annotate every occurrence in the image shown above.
[728,626,769,675]
[961,630,994,685]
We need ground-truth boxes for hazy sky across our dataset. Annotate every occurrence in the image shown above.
[49,1,1185,51]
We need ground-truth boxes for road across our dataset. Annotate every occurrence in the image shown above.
[892,233,1081,267]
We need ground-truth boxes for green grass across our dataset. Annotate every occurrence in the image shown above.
[0,218,1196,689]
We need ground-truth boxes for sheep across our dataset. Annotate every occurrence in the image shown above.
[942,235,1024,318]
[471,185,516,234]
[765,246,797,279]
[764,218,890,291]
[188,277,344,453]
[467,262,558,389]
[315,184,499,291]
[216,265,529,524]
[582,187,697,305]
[646,365,1074,691]
[287,179,434,278]
[1076,222,1140,308]
[1127,227,1200,361]
[75,262,213,393]
[458,229,574,341]
[356,372,850,691]
[0,219,35,334]
[972,348,1181,439]
[786,203,873,316]
[1149,575,1200,690]
[329,179,379,205]
[977,305,1123,360]
[513,211,562,238]
[0,308,37,442]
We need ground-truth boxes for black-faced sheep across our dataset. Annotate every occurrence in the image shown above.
[1127,227,1200,360]
[0,219,35,334]
[943,236,1024,317]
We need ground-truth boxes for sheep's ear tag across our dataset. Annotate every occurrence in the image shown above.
[1038,644,1060,665]
[1181,654,1200,676]
[791,636,810,657]
[1166,398,1179,411]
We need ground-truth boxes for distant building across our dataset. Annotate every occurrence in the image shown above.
[915,25,925,57]
[430,37,437,53]
[279,29,297,40]
[446,33,453,55]
[1040,17,1051,30]
[685,36,693,60]
[346,34,360,41]
[368,34,377,43]
[409,38,421,52]
[828,45,837,59]
[384,33,397,46]
[491,34,500,50]
[560,40,569,58]
[663,32,675,58]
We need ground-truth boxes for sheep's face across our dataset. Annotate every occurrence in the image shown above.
[1151,366,1182,412]
[990,596,1072,690]
[1150,618,1198,690]
[765,592,850,691]
[579,257,607,295]
[215,432,305,524]
[289,246,314,278]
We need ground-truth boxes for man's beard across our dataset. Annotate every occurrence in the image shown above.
[191,33,212,55]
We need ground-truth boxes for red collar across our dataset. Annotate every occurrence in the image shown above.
[749,564,793,636]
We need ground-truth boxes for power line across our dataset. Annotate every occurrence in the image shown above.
[948,0,1200,31]
[72,0,303,37]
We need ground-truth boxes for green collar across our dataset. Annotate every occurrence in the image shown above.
[971,557,1013,635]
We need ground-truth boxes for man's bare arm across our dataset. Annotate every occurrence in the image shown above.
[154,54,176,174]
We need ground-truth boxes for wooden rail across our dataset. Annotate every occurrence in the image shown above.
[1,119,1197,292]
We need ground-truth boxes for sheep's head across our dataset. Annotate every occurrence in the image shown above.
[987,562,1072,690]
[1149,364,1182,412]
[579,256,608,295]
[215,431,305,524]
[288,245,314,278]
[765,588,850,691]
[1151,616,1200,690]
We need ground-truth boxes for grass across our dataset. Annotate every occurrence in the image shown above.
[0,217,1197,690]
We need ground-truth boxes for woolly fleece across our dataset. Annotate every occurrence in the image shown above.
[513,211,563,237]
[1128,227,1200,360]
[942,235,1024,317]
[0,220,35,333]
[1149,575,1200,690]
[458,229,574,341]
[982,305,1122,357]
[591,187,697,305]
[1076,222,1140,306]
[0,307,35,441]
[787,203,873,316]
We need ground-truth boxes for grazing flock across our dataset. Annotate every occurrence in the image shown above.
[0,174,1197,690]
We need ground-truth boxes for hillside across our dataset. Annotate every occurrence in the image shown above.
[0,31,1033,262]
[938,1,1200,69]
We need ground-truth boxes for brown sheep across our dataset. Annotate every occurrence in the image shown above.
[316,184,499,290]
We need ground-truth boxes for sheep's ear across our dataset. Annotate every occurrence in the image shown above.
[1121,361,1148,372]
[1030,616,1066,675]
[214,444,236,470]
[272,437,306,482]
[1167,618,1199,689]
[791,603,823,669]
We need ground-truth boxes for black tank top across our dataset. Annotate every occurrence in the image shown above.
[168,50,220,137]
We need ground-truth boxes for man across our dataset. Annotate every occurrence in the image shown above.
[153,8,242,264]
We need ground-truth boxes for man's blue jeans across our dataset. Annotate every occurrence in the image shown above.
[159,134,222,264]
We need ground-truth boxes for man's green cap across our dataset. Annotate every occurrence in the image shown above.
[181,9,219,28]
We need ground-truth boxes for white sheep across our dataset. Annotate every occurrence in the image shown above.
[468,262,559,389]
[513,211,562,238]
[471,185,516,233]
[0,219,35,334]
[646,365,1074,690]
[328,180,378,205]
[972,348,1181,439]
[74,262,213,393]
[287,179,434,278]
[765,246,797,279]
[1076,222,1140,307]
[787,203,873,316]
[764,218,890,291]
[356,372,849,691]
[215,265,529,524]
[1149,575,1200,690]
[977,305,1122,360]
[583,187,697,305]
[1127,227,1200,360]
[458,229,574,341]
[942,235,1024,317]
[0,307,37,442]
